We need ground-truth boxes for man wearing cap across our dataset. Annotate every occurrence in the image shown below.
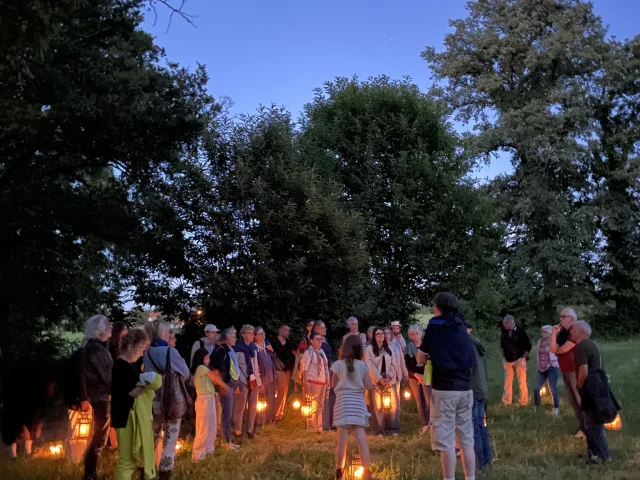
[341,316,367,345]
[190,324,220,367]
[390,321,406,350]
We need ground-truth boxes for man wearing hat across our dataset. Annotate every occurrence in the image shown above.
[390,321,406,350]
[190,324,220,367]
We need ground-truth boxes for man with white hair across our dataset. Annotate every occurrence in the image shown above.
[190,324,220,366]
[341,316,367,345]
[500,315,531,406]
[570,320,615,464]
[551,307,585,438]
[79,315,113,480]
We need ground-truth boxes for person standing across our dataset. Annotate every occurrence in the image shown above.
[272,325,296,421]
[111,329,153,480]
[384,327,407,430]
[551,308,585,438]
[190,324,219,367]
[301,332,330,433]
[365,328,399,436]
[389,321,407,350]
[233,325,262,440]
[365,326,375,349]
[535,326,560,415]
[143,319,190,479]
[572,321,618,465]
[333,335,378,480]
[500,315,531,406]
[342,316,367,345]
[254,327,277,426]
[211,329,240,450]
[79,315,113,480]
[404,325,431,435]
[314,320,335,431]
[417,293,476,480]
[466,320,492,471]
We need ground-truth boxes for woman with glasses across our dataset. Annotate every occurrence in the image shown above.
[365,328,399,435]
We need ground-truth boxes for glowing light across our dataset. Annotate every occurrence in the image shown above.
[292,399,301,410]
[605,413,622,431]
[403,388,411,400]
[381,389,392,409]
[49,443,63,456]
[176,440,184,452]
[354,466,364,478]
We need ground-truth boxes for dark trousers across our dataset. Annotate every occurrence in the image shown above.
[563,372,585,432]
[534,367,560,408]
[84,400,110,480]
[472,398,492,469]
[219,380,237,443]
[584,409,610,461]
[408,377,431,427]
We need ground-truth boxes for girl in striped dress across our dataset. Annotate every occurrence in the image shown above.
[332,335,378,480]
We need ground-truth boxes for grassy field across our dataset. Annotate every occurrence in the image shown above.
[2,339,639,479]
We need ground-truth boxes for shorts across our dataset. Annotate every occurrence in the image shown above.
[430,389,474,451]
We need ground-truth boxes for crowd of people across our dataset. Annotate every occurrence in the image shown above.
[1,294,621,480]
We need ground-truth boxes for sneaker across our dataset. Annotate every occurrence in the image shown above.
[420,426,429,435]
[225,442,240,450]
[575,430,586,439]
[586,455,612,465]
[553,408,560,416]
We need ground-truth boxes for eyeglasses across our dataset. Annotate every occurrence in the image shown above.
[375,332,384,337]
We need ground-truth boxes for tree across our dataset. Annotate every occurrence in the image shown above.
[300,76,501,324]
[0,0,214,357]
[423,0,604,321]
[196,107,372,334]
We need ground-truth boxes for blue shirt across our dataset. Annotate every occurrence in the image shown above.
[419,313,476,391]
[228,349,240,374]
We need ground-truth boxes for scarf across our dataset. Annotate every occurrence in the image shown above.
[233,341,255,377]
[150,339,168,348]
[405,341,419,358]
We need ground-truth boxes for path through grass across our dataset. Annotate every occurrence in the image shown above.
[2,339,639,479]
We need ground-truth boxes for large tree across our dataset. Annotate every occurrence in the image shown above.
[300,76,501,323]
[423,0,605,321]
[0,0,213,357]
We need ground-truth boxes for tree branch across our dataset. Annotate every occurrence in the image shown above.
[149,0,198,33]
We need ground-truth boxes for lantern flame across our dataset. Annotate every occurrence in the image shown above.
[293,399,301,410]
[403,389,411,400]
[176,440,184,452]
[49,443,63,456]
[382,395,392,408]
[354,466,364,478]
[257,400,267,413]
[605,413,622,431]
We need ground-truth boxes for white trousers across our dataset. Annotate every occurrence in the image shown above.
[192,395,217,462]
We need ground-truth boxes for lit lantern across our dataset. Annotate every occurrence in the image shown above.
[348,452,364,479]
[605,413,622,431]
[483,412,487,427]
[291,395,302,410]
[403,387,412,400]
[540,382,550,397]
[48,442,64,457]
[175,440,184,452]
[72,412,92,440]
[381,389,393,411]
[301,393,317,418]
[257,394,267,413]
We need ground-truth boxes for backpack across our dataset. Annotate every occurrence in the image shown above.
[62,348,83,409]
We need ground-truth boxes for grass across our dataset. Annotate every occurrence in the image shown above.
[2,338,639,479]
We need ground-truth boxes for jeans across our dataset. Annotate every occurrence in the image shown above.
[584,409,610,460]
[534,367,560,408]
[562,372,585,433]
[472,398,492,469]
[408,377,431,427]
[219,380,237,443]
[84,400,110,480]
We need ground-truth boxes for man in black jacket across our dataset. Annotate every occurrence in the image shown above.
[500,315,531,406]
[272,325,296,421]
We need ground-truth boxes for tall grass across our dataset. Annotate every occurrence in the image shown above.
[2,339,638,479]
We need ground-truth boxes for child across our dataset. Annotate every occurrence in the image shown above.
[333,335,378,480]
[191,347,230,462]
[535,325,560,414]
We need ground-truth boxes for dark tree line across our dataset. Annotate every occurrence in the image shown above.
[1,0,638,361]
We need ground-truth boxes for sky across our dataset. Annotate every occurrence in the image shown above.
[143,0,640,180]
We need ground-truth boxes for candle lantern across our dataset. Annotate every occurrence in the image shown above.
[48,441,64,457]
[540,381,550,398]
[257,393,267,413]
[290,394,302,410]
[348,452,364,479]
[605,413,622,431]
[381,388,393,411]
[300,393,317,418]
[403,387,412,400]
[72,411,92,440]
[176,439,184,452]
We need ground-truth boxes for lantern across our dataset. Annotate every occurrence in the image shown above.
[403,387,412,400]
[540,381,550,398]
[605,413,622,431]
[381,389,393,411]
[301,393,317,418]
[48,441,64,457]
[483,412,487,427]
[257,393,267,413]
[289,393,302,410]
[348,452,364,479]
[176,440,184,452]
[72,412,92,440]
